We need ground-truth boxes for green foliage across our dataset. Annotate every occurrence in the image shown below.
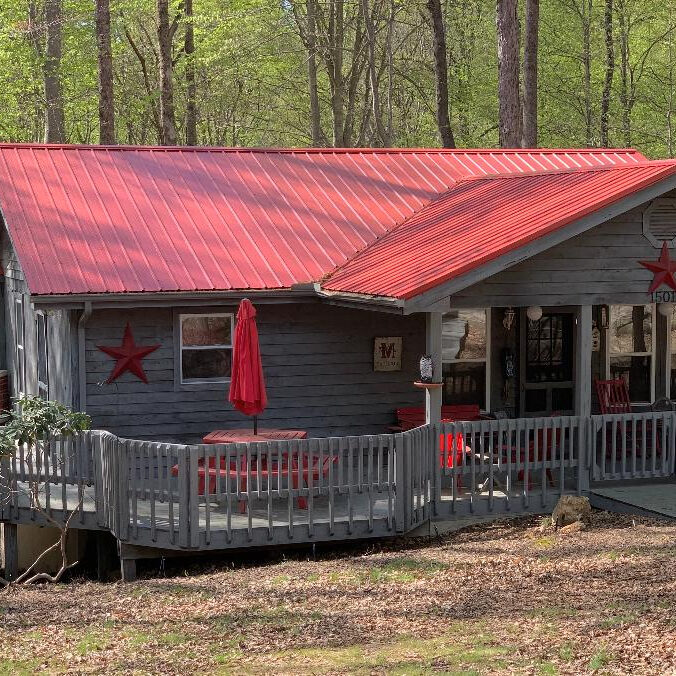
[0,395,91,456]
[0,0,675,154]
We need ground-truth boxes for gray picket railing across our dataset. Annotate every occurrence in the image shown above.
[431,416,590,518]
[1,410,672,553]
[590,411,676,481]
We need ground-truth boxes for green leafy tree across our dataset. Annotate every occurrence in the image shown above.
[0,396,90,585]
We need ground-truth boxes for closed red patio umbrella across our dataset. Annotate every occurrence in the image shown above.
[228,299,267,434]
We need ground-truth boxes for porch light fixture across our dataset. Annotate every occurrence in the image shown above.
[658,302,674,317]
[600,305,609,330]
[526,305,543,322]
[503,307,516,331]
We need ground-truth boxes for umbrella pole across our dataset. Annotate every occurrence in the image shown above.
[253,415,258,436]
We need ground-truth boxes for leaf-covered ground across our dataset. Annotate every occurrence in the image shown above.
[0,511,675,675]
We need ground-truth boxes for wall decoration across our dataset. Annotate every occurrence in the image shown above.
[97,322,160,384]
[591,321,601,352]
[374,337,402,371]
[639,242,676,293]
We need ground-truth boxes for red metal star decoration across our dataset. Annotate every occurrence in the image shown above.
[639,242,676,293]
[97,323,160,384]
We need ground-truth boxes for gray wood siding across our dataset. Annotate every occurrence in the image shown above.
[452,200,666,308]
[84,304,426,441]
[2,234,73,407]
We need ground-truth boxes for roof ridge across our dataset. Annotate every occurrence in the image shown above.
[0,142,645,155]
[452,158,676,184]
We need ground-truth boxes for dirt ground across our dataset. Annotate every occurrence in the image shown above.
[0,511,674,675]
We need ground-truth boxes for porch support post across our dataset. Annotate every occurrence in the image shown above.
[425,312,443,425]
[575,305,593,417]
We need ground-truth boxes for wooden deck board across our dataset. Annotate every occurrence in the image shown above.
[591,482,676,519]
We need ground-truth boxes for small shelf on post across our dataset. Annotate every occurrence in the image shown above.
[413,381,443,390]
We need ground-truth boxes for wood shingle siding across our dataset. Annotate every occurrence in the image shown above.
[85,304,425,441]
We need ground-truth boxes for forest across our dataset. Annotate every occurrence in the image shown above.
[0,0,674,156]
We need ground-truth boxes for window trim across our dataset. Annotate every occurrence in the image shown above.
[441,308,491,412]
[35,310,49,400]
[176,312,235,388]
[14,297,26,397]
[605,303,655,404]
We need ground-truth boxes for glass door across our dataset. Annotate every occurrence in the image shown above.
[520,309,575,415]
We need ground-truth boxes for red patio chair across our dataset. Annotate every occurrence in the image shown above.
[594,378,660,461]
[595,378,632,414]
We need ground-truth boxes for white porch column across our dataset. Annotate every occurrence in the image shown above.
[575,305,593,417]
[425,312,443,424]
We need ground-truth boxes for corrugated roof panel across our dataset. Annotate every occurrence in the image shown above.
[323,162,676,299]
[0,143,646,296]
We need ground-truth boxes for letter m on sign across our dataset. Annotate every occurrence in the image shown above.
[373,337,402,372]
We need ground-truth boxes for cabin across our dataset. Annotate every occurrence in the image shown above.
[0,144,675,580]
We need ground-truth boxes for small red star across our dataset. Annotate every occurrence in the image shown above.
[97,323,160,384]
[639,242,676,292]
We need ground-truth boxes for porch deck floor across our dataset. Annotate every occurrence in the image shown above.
[9,481,397,532]
[591,482,676,519]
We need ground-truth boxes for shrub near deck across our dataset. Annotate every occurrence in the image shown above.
[0,512,674,675]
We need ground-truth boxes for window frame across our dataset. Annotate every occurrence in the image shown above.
[176,312,235,388]
[14,297,26,397]
[35,310,49,400]
[605,303,655,404]
[441,308,491,412]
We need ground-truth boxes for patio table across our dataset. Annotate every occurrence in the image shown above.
[202,428,308,444]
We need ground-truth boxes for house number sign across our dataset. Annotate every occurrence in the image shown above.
[374,337,402,371]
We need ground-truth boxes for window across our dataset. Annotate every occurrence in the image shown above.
[608,304,654,403]
[14,298,25,395]
[179,314,234,384]
[441,309,489,410]
[36,312,49,400]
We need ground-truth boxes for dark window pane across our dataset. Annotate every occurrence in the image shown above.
[442,362,485,407]
[182,316,231,347]
[552,387,573,412]
[526,313,573,383]
[182,348,232,381]
[525,389,547,413]
[609,356,651,402]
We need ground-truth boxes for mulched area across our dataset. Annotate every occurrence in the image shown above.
[0,511,674,674]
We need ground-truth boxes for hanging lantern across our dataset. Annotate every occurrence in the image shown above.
[419,354,434,383]
[526,305,543,322]
[502,307,516,331]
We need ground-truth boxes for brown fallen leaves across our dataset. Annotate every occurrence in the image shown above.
[0,510,674,675]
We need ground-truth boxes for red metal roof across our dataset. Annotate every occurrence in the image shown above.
[323,162,676,300]
[0,144,645,296]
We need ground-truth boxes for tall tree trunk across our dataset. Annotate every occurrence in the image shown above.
[496,0,521,147]
[600,0,614,147]
[306,0,323,145]
[426,0,456,148]
[617,0,630,147]
[157,0,177,145]
[582,0,593,145]
[44,0,65,142]
[521,0,538,147]
[184,0,197,145]
[361,0,389,146]
[96,0,115,144]
[329,0,346,146]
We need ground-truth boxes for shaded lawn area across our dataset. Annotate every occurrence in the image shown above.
[0,512,675,675]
